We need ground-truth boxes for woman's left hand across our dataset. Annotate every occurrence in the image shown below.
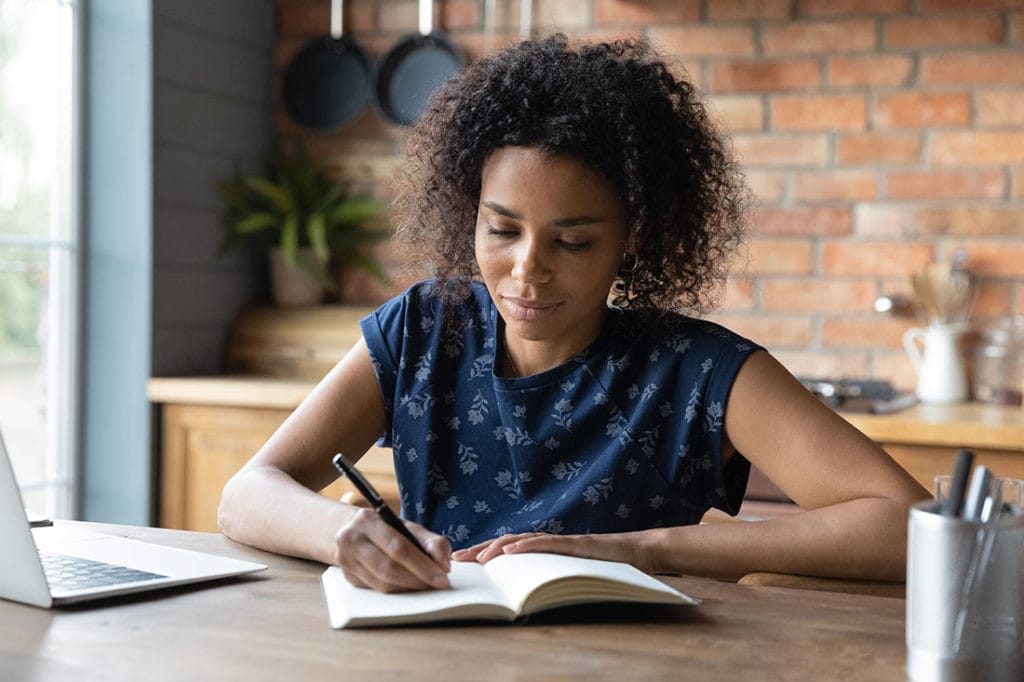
[452,531,661,574]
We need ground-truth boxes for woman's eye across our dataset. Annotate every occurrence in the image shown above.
[486,223,516,237]
[558,240,592,252]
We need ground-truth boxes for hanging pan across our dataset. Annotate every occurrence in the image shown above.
[281,0,372,131]
[375,0,465,127]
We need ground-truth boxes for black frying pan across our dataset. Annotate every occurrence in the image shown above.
[282,0,372,131]
[375,0,465,127]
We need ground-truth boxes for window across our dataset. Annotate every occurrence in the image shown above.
[0,0,80,517]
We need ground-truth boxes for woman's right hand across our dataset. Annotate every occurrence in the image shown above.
[332,507,452,593]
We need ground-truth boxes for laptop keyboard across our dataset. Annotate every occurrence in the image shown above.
[39,550,168,591]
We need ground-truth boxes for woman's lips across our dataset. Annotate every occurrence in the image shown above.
[502,296,559,321]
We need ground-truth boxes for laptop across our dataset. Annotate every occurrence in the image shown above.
[0,429,267,608]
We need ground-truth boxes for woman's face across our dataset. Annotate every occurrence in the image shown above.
[475,146,628,358]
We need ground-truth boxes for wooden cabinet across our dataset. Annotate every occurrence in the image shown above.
[151,377,398,532]
[844,403,1024,493]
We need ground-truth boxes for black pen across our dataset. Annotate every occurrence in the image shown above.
[331,453,431,557]
[942,448,974,518]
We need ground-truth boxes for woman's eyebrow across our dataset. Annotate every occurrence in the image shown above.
[481,200,605,227]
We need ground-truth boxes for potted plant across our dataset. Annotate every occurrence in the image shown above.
[217,144,388,306]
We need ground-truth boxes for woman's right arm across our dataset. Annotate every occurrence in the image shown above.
[217,338,451,591]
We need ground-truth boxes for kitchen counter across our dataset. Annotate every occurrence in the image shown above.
[842,401,1024,450]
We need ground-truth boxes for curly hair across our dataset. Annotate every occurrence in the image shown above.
[391,34,749,315]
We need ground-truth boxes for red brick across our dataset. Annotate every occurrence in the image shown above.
[441,0,480,29]
[531,0,591,32]
[593,0,700,24]
[1013,168,1024,198]
[793,170,878,202]
[378,1,418,34]
[944,241,1024,278]
[800,0,911,16]
[875,92,971,129]
[822,241,935,276]
[743,170,786,202]
[743,238,814,275]
[922,52,1024,86]
[853,206,914,237]
[732,134,829,167]
[921,0,1024,11]
[972,282,1013,318]
[886,170,1006,200]
[838,133,923,165]
[708,314,814,347]
[278,2,376,36]
[752,207,853,236]
[707,0,792,20]
[977,90,1024,127]
[762,19,877,55]
[822,317,914,350]
[771,94,866,131]
[649,25,756,57]
[829,55,914,88]
[711,59,822,93]
[873,351,917,393]
[708,96,764,132]
[762,278,877,313]
[1012,12,1024,42]
[914,207,1024,237]
[931,132,1024,166]
[772,350,871,382]
[885,15,1004,49]
[719,278,756,311]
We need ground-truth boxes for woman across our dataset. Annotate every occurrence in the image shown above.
[219,35,928,593]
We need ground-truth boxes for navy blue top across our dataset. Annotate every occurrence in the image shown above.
[360,280,762,549]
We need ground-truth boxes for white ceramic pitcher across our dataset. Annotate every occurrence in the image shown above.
[903,322,969,404]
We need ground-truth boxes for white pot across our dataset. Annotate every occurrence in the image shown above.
[269,247,324,307]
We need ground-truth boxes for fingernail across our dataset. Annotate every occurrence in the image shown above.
[433,574,450,589]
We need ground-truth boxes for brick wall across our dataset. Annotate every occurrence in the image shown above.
[274,0,1024,390]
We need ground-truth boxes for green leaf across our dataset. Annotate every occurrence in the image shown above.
[234,212,279,234]
[306,212,330,262]
[245,177,292,213]
[280,215,299,266]
[329,198,385,225]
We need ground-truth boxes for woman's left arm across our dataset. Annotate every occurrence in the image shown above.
[456,351,930,581]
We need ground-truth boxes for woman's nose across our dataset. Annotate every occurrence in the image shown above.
[511,240,551,284]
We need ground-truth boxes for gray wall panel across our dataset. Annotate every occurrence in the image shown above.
[155,21,272,104]
[154,0,274,48]
[152,0,273,376]
[155,86,271,158]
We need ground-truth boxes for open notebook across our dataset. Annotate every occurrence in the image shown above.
[321,552,699,628]
[0,427,266,608]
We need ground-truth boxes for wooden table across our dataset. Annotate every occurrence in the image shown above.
[0,522,909,681]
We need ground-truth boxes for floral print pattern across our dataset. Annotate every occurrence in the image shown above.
[361,281,759,550]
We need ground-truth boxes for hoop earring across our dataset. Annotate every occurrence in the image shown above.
[615,253,638,297]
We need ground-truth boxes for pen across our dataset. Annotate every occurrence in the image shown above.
[942,448,974,517]
[331,453,431,558]
[962,465,993,521]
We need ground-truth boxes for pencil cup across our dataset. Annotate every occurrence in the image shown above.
[906,501,1024,681]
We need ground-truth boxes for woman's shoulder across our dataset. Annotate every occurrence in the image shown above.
[616,307,759,351]
[371,278,493,338]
